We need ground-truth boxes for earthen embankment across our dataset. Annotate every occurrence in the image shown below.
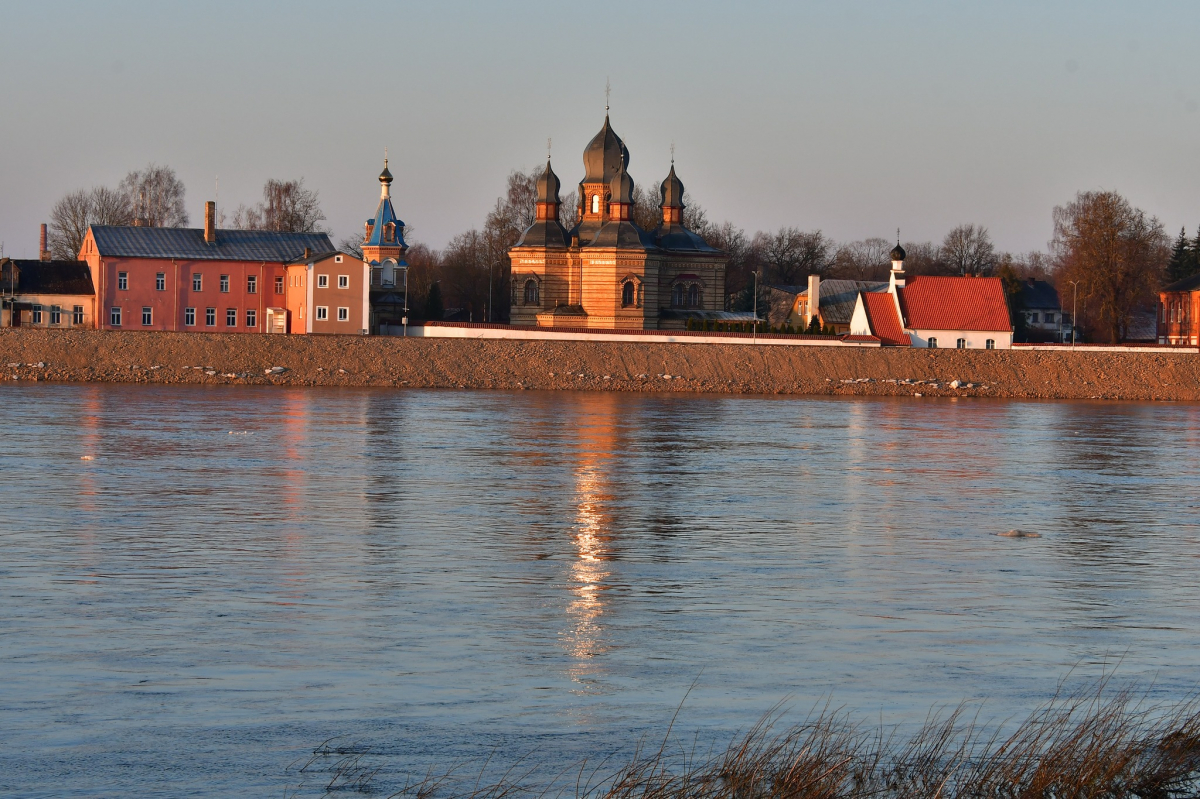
[1,328,1197,401]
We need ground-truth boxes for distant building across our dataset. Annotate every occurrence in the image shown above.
[1015,279,1070,343]
[79,202,333,332]
[768,276,888,333]
[1,247,96,329]
[850,244,1013,348]
[285,250,370,334]
[509,114,743,330]
[1157,274,1200,345]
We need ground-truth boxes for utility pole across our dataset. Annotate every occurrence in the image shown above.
[751,268,759,342]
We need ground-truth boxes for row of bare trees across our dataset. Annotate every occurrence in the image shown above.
[47,167,328,260]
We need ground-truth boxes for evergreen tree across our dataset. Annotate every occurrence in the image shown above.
[1166,227,1192,284]
[425,282,444,321]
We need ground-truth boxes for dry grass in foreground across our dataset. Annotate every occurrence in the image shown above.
[295,678,1200,799]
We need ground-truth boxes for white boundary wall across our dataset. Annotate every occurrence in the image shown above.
[1012,344,1197,353]
[409,324,882,347]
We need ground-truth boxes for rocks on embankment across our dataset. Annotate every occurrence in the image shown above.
[1,328,1197,401]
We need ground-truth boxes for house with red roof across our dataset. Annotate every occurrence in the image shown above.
[849,243,1013,349]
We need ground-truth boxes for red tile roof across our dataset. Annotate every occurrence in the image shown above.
[862,292,911,346]
[898,276,1012,332]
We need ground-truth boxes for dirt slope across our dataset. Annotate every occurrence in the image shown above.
[1,329,1196,401]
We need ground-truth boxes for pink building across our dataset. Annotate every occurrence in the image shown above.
[79,202,333,332]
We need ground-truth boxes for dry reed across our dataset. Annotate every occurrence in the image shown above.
[294,677,1200,798]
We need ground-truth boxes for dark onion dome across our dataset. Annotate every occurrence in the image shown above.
[536,158,561,203]
[582,115,629,183]
[609,159,635,205]
[379,158,393,186]
[660,164,685,209]
[890,242,906,261]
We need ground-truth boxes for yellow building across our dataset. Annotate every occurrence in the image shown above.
[0,257,96,329]
[509,115,730,330]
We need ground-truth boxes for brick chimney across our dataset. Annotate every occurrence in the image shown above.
[204,201,216,244]
[39,224,50,261]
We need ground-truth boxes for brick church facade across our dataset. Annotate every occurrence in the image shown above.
[509,115,730,330]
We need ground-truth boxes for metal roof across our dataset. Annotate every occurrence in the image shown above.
[899,276,1012,332]
[90,226,334,262]
[3,259,95,295]
[803,279,888,325]
[1017,279,1060,310]
[1164,273,1200,293]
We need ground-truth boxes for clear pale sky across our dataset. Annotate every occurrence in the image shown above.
[2,0,1198,259]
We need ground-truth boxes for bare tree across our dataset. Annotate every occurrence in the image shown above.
[233,179,327,233]
[831,237,891,280]
[47,186,134,259]
[119,164,188,227]
[752,227,831,285]
[942,224,996,276]
[1052,190,1169,343]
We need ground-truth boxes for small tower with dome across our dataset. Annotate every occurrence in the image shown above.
[362,157,408,289]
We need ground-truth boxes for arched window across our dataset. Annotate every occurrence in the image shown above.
[384,223,394,243]
[928,337,938,348]
[524,279,539,305]
[673,283,686,307]
[591,195,600,214]
[622,281,635,307]
[956,338,966,349]
[687,284,700,308]
[986,339,995,349]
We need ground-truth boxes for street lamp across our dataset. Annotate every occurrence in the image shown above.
[1067,280,1080,350]
[751,268,760,342]
[488,262,495,323]
[398,263,410,338]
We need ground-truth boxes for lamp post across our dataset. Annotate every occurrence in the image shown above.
[488,262,496,324]
[400,264,410,338]
[1067,280,1080,350]
[751,268,760,342]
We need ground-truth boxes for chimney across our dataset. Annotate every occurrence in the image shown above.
[806,274,820,326]
[304,247,311,259]
[204,201,216,244]
[39,224,50,261]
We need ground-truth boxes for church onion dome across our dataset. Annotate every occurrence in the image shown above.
[536,158,561,203]
[660,164,685,209]
[379,160,394,186]
[890,243,906,261]
[609,160,635,204]
[582,115,630,183]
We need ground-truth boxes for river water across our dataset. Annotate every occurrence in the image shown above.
[2,384,1199,797]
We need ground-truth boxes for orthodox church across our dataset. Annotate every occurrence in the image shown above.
[509,115,731,329]
[363,158,410,330]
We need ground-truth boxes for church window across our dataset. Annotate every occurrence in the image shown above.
[591,195,600,214]
[524,279,540,306]
[687,284,700,308]
[385,223,394,243]
[673,283,686,307]
[622,281,635,307]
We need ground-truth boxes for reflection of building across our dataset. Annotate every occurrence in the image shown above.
[1,243,96,328]
[509,115,733,330]
[1158,274,1200,345]
[80,203,332,332]
[850,244,1014,348]
[363,159,410,333]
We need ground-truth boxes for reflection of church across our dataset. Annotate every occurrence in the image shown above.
[510,115,730,330]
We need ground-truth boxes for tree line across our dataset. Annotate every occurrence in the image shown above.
[48,165,327,260]
[46,163,1185,343]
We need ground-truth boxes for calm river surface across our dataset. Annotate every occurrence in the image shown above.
[2,384,1199,797]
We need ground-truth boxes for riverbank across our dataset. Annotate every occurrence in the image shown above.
[2,328,1197,400]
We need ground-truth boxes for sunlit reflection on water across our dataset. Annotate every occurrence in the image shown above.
[2,385,1200,798]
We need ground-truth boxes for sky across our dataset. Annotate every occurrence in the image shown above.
[1,0,1198,259]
